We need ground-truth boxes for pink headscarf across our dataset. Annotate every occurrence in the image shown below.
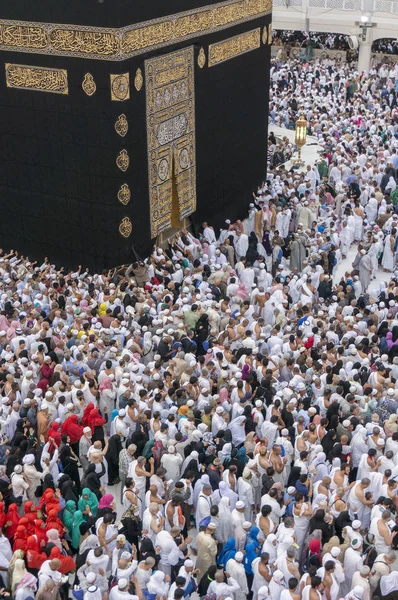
[98,494,114,509]
[7,320,19,341]
[0,316,10,333]
[99,377,113,393]
[219,388,229,403]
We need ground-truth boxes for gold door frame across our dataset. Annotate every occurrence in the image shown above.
[145,46,196,239]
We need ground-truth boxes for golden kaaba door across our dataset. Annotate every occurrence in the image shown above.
[145,47,196,239]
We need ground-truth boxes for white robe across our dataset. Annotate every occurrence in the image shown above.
[225,559,248,600]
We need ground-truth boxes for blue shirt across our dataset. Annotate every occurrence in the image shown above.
[296,480,309,501]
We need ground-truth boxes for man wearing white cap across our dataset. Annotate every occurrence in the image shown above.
[23,453,45,501]
[113,409,129,442]
[177,558,198,597]
[225,551,248,600]
[342,539,364,596]
[160,445,183,483]
[351,565,371,600]
[322,546,344,588]
[10,464,29,501]
[109,576,141,600]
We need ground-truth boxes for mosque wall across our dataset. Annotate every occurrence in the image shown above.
[0,1,271,270]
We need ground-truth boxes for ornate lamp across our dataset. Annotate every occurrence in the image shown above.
[295,114,307,162]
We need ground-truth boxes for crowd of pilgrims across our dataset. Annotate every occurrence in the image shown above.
[0,53,398,600]
[272,31,352,51]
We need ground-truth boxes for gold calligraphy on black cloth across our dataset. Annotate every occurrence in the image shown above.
[5,63,68,94]
[0,0,271,61]
[146,47,196,239]
[208,28,260,67]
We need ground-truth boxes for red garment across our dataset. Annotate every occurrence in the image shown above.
[34,519,47,547]
[49,547,76,574]
[81,403,95,427]
[26,536,47,570]
[47,422,62,451]
[41,363,54,382]
[0,502,7,529]
[23,502,38,534]
[19,517,29,531]
[309,539,322,562]
[45,509,65,536]
[88,408,106,434]
[13,525,28,553]
[5,503,20,539]
[40,489,61,514]
[61,415,84,444]
[304,336,314,349]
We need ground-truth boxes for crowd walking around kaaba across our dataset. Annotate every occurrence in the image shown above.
[0,53,398,600]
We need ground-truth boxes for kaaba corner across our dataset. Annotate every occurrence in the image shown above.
[0,0,272,271]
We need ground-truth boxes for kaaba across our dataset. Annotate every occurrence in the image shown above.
[0,0,272,271]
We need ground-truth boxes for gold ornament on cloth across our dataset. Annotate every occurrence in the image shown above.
[0,2,272,61]
[116,149,130,172]
[5,63,68,94]
[82,72,96,96]
[134,68,143,91]
[145,47,196,239]
[110,73,130,101]
[197,48,206,68]
[117,184,131,205]
[262,27,268,45]
[115,114,128,137]
[268,23,272,44]
[119,216,132,238]
[208,29,260,67]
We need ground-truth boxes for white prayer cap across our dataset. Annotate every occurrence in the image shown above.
[235,552,244,562]
[352,520,361,529]
[331,547,341,557]
[258,586,269,600]
[236,501,245,509]
[118,579,128,590]
[23,454,35,465]
[86,573,96,584]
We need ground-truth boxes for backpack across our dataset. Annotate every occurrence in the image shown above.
[303,550,320,572]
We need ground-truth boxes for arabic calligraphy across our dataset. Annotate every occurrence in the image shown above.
[146,47,196,239]
[119,217,132,238]
[82,73,96,96]
[116,150,130,172]
[208,28,261,67]
[117,184,131,206]
[110,73,130,101]
[115,114,128,138]
[0,0,271,61]
[1,25,48,49]
[5,63,68,94]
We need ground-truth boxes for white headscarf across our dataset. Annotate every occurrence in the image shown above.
[261,533,278,562]
[380,572,398,596]
[181,450,199,476]
[79,535,99,555]
[228,416,246,445]
[146,570,169,596]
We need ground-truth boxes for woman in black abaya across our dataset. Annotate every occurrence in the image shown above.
[105,434,122,486]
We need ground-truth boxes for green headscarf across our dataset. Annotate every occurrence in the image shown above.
[78,488,99,518]
[71,509,85,549]
[63,500,76,533]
